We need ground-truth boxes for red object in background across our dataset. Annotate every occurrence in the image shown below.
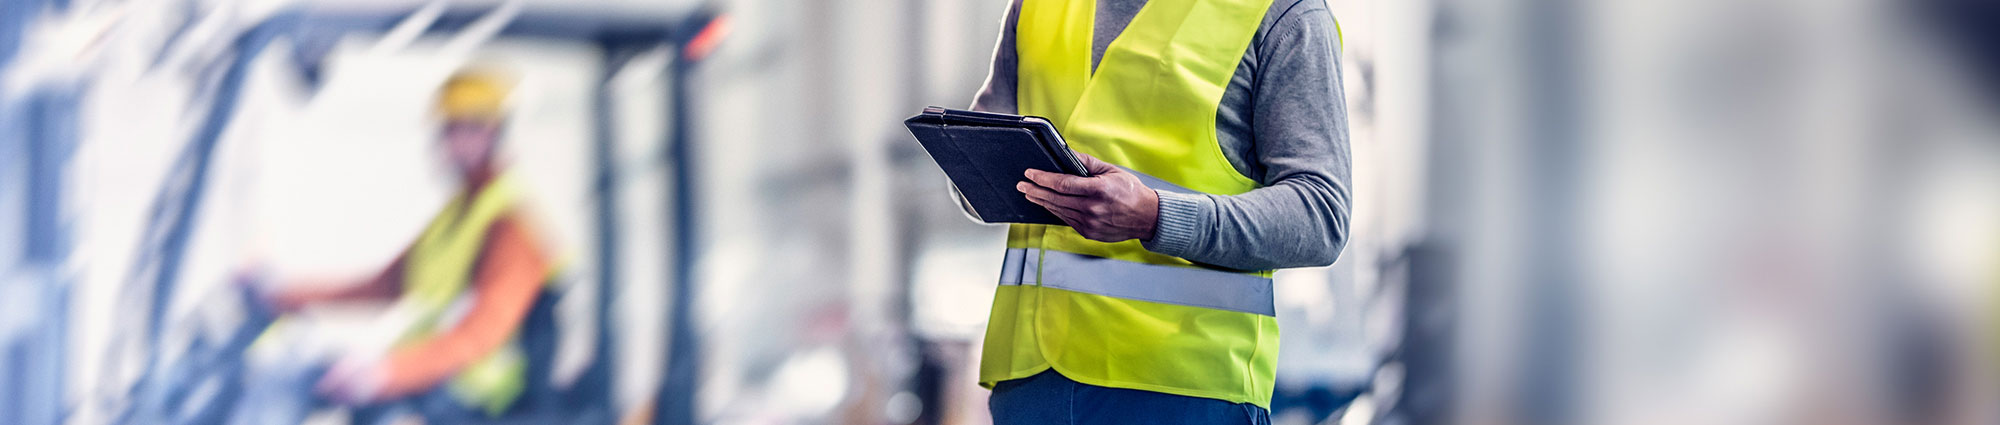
[684,14,734,61]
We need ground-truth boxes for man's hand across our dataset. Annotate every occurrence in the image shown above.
[1016,153,1160,242]
[317,353,387,404]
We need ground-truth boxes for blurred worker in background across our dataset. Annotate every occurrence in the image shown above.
[254,67,558,421]
[965,0,1350,423]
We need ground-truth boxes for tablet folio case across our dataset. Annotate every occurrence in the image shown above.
[906,115,1070,225]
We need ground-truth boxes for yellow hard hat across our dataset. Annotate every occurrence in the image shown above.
[437,69,513,120]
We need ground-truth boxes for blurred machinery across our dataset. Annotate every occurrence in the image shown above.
[0,2,77,423]
[0,1,729,423]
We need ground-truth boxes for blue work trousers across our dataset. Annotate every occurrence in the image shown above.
[989,370,1271,425]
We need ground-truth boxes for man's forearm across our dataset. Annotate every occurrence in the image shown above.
[1144,176,1349,271]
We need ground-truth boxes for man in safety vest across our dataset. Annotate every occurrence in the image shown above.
[261,68,555,417]
[966,0,1350,423]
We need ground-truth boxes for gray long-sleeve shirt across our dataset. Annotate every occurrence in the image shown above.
[970,0,1351,271]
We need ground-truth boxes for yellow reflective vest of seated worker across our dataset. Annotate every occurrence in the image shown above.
[399,171,550,415]
[980,0,1286,408]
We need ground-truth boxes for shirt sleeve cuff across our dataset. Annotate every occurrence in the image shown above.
[1144,190,1212,258]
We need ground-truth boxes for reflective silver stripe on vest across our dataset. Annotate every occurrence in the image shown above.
[996,248,1275,316]
[997,246,1034,286]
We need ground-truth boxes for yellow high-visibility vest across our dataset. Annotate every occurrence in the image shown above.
[402,172,530,415]
[980,0,1282,408]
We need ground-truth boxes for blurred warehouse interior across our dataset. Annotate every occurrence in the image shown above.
[1,0,1998,424]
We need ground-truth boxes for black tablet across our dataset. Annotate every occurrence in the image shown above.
[905,106,1091,225]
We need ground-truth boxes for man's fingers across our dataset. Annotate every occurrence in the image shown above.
[1022,169,1074,192]
[1019,184,1107,235]
[1017,181,1093,211]
[1024,169,1102,196]
[1025,196,1092,229]
[1023,191,1088,217]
